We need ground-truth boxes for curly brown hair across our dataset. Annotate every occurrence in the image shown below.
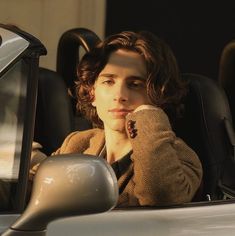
[76,31,187,128]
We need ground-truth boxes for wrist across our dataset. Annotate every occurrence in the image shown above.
[133,104,158,113]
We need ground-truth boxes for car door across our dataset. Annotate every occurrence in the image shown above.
[0,24,46,231]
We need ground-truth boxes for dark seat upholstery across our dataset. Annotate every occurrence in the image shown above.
[56,28,101,114]
[217,40,235,198]
[219,40,235,127]
[34,67,74,155]
[175,73,235,200]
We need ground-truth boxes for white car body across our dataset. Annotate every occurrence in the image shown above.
[1,201,235,236]
[48,202,235,236]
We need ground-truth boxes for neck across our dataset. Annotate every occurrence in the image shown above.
[104,129,132,164]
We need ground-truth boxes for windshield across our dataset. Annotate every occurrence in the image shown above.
[0,59,27,210]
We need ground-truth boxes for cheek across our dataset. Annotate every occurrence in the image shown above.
[95,99,108,122]
[92,88,108,107]
[144,94,152,104]
[133,91,150,105]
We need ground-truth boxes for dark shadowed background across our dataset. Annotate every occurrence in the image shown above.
[106,0,235,80]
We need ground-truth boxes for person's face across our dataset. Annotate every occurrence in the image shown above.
[92,49,151,133]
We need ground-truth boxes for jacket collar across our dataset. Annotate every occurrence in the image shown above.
[83,128,105,156]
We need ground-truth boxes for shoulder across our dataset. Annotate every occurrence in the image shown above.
[53,128,104,155]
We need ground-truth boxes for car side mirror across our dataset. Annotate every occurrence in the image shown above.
[2,154,118,236]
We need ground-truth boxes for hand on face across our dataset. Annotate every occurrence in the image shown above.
[125,104,158,139]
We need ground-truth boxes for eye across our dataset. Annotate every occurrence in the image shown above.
[102,79,114,85]
[128,80,146,89]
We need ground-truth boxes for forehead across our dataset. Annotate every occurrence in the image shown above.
[101,49,147,77]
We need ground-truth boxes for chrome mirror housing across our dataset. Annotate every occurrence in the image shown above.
[2,154,118,236]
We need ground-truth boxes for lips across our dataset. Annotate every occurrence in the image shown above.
[108,108,134,117]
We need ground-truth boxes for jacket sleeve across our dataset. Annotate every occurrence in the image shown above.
[126,108,203,206]
[30,129,99,177]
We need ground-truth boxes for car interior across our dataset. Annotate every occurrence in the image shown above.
[34,28,235,203]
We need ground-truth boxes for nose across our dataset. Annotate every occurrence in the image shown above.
[113,82,128,102]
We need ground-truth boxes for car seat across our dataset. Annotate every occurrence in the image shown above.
[56,28,101,131]
[217,40,235,199]
[56,28,101,116]
[34,29,101,155]
[34,68,74,155]
[218,40,235,127]
[176,73,235,200]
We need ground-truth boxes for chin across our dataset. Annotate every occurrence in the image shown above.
[107,120,126,132]
[112,124,126,132]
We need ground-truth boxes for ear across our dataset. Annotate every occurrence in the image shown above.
[92,100,96,107]
[91,88,96,107]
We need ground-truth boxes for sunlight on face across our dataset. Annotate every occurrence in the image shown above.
[92,49,150,133]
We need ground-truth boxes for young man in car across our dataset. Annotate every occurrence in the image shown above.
[33,30,202,207]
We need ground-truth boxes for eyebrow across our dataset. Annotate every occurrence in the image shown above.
[98,73,117,78]
[98,73,146,81]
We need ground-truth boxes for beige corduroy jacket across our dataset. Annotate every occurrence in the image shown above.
[48,108,203,207]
